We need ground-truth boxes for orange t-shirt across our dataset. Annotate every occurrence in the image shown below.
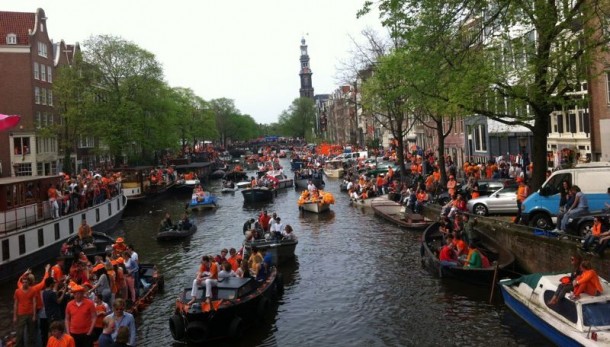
[51,264,65,282]
[228,257,239,271]
[14,288,36,315]
[46,334,75,347]
[94,302,108,328]
[65,298,96,335]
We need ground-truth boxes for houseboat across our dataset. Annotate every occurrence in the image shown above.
[0,175,127,281]
[119,166,175,201]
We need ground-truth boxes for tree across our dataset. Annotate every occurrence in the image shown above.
[278,98,316,140]
[209,98,240,147]
[171,87,217,153]
[82,34,165,163]
[363,0,610,191]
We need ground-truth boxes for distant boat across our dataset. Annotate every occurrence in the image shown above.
[265,170,294,189]
[187,194,218,210]
[243,237,298,264]
[371,198,433,229]
[157,223,198,241]
[241,187,275,203]
[300,201,331,213]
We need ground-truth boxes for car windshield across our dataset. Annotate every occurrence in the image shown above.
[582,302,610,327]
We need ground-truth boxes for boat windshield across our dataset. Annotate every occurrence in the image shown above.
[582,301,610,327]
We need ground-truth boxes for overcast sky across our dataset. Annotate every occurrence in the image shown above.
[4,1,385,124]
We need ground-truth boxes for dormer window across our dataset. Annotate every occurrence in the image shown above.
[6,33,17,45]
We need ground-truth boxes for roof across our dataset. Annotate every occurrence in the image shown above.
[0,175,62,186]
[0,10,36,45]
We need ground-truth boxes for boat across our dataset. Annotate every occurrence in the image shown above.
[265,170,294,189]
[420,222,515,285]
[300,201,331,213]
[236,181,252,189]
[499,273,610,346]
[187,194,218,210]
[290,158,304,171]
[0,175,127,281]
[169,267,282,344]
[297,190,335,213]
[157,223,197,241]
[119,166,176,201]
[324,160,345,178]
[371,198,433,229]
[129,263,165,315]
[242,187,275,203]
[294,170,325,190]
[224,170,248,182]
[209,169,226,180]
[221,186,239,193]
[243,238,298,265]
[63,231,115,260]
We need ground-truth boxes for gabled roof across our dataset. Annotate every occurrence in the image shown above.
[0,11,36,45]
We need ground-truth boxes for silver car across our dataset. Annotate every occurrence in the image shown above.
[467,186,519,216]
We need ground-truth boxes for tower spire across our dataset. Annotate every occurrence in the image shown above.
[299,37,314,99]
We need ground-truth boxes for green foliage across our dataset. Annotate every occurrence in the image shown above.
[278,98,316,139]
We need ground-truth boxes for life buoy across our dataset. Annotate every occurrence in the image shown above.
[256,296,270,317]
[228,316,245,339]
[185,321,209,344]
[169,314,185,341]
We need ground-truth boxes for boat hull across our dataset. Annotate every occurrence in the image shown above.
[157,225,198,241]
[499,284,581,347]
[300,202,330,213]
[324,168,344,178]
[242,188,275,203]
[371,198,432,230]
[243,239,298,264]
[0,194,127,281]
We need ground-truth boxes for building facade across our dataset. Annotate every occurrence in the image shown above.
[0,8,62,177]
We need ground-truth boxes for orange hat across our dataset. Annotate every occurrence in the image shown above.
[115,237,124,243]
[116,257,125,264]
[92,264,105,272]
[71,284,86,293]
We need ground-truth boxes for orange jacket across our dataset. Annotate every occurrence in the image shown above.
[574,269,603,297]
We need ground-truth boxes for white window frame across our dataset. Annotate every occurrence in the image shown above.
[34,62,39,80]
[79,135,95,148]
[41,89,47,105]
[37,42,47,57]
[47,90,53,106]
[36,112,41,129]
[34,87,41,104]
[47,66,52,83]
[40,65,46,82]
[6,33,17,45]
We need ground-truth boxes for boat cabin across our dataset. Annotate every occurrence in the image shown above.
[183,277,256,302]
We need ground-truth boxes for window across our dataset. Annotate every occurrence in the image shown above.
[36,112,41,129]
[34,62,39,79]
[2,240,9,261]
[15,163,32,176]
[568,113,577,133]
[47,66,52,83]
[34,87,40,104]
[474,124,487,152]
[37,163,43,176]
[13,137,31,155]
[579,112,590,134]
[6,33,17,44]
[38,229,44,247]
[69,219,74,234]
[47,90,53,106]
[37,42,47,57]
[557,114,564,133]
[48,113,53,125]
[41,65,46,81]
[54,223,60,240]
[41,89,47,105]
[79,136,95,148]
[19,235,25,255]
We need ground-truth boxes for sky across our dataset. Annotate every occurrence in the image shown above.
[4,1,385,124]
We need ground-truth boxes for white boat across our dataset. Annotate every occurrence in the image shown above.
[300,201,331,213]
[0,175,127,281]
[236,181,251,189]
[265,170,294,189]
[324,160,344,178]
[500,273,610,346]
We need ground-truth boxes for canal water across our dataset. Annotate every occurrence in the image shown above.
[0,159,551,346]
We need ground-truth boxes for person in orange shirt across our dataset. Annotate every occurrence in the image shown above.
[92,293,110,341]
[187,255,217,305]
[51,257,66,283]
[227,248,241,271]
[514,177,529,224]
[78,219,93,245]
[446,175,457,197]
[414,189,429,214]
[572,261,604,299]
[14,275,37,347]
[46,320,75,347]
[48,183,60,219]
[583,216,604,252]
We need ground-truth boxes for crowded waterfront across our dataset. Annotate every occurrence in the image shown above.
[0,156,556,346]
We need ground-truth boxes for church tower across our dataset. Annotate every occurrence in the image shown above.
[299,38,314,99]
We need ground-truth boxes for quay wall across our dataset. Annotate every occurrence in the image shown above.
[422,205,610,275]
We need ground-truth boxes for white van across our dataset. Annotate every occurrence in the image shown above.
[521,162,610,229]
[336,151,368,164]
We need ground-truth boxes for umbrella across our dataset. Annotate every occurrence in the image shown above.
[0,114,20,131]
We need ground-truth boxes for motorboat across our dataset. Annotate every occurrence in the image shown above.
[157,223,198,241]
[242,187,275,203]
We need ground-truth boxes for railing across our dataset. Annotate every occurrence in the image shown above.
[0,201,51,234]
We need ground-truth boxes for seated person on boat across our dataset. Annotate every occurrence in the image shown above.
[548,254,583,305]
[78,219,94,246]
[571,260,604,300]
[177,213,191,230]
[439,235,459,267]
[282,225,297,241]
[188,256,218,305]
[160,213,174,230]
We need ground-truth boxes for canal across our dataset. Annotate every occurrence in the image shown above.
[0,160,551,346]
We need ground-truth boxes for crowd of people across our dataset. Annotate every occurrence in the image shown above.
[14,234,141,347]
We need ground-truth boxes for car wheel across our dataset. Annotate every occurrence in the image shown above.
[530,213,553,230]
[578,221,594,237]
[473,204,488,216]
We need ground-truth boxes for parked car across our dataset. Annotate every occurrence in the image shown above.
[467,186,519,216]
[437,178,515,205]
[564,211,610,236]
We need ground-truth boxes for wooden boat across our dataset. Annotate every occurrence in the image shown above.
[171,162,212,191]
[421,223,515,285]
[371,198,433,229]
[157,223,197,241]
[300,201,331,213]
[128,263,165,315]
[119,166,176,201]
[243,238,298,265]
[265,170,294,189]
[169,267,282,344]
[224,170,248,182]
[242,187,275,203]
[187,194,218,210]
[500,273,610,346]
[294,170,325,190]
[63,231,115,260]
[0,175,127,281]
[324,160,345,178]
